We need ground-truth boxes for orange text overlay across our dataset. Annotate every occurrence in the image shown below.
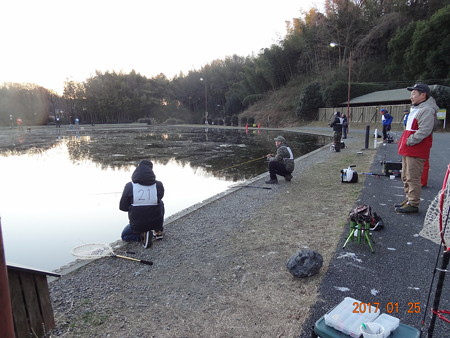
[352,301,421,314]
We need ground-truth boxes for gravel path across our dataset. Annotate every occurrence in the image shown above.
[300,131,450,338]
[48,127,375,337]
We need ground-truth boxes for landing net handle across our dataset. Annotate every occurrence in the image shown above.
[426,164,450,337]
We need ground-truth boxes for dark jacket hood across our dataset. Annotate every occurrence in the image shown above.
[131,160,156,185]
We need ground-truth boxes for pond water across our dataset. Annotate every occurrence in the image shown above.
[0,125,328,271]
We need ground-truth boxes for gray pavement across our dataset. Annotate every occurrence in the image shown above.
[300,130,450,337]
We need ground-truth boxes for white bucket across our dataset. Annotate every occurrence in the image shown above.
[360,322,384,338]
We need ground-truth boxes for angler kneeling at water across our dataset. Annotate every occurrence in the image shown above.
[265,136,295,184]
[119,159,165,248]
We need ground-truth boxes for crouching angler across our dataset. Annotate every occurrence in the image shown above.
[119,159,165,248]
[265,136,295,184]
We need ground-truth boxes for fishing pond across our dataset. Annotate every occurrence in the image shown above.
[0,124,329,271]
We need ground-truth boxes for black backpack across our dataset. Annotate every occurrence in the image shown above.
[349,205,384,231]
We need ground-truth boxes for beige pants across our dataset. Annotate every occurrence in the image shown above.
[401,156,425,207]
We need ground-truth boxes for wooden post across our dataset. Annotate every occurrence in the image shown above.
[0,218,15,338]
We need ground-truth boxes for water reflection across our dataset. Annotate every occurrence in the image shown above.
[0,125,328,271]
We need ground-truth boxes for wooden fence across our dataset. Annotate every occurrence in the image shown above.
[317,104,411,124]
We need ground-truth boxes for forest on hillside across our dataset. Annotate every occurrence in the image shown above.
[1,0,449,127]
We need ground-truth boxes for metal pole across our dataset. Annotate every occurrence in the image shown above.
[200,78,208,124]
[347,51,352,121]
[365,125,370,149]
[204,82,208,118]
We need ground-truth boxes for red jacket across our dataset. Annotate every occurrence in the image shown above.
[398,97,438,159]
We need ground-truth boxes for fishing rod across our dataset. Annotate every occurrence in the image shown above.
[219,156,266,171]
[362,171,401,178]
[361,172,385,177]
[230,185,272,190]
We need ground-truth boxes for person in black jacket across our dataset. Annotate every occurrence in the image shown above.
[330,111,343,152]
[341,114,348,139]
[119,159,165,248]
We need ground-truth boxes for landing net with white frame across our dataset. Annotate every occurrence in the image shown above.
[71,243,153,265]
[420,165,450,246]
[71,243,115,259]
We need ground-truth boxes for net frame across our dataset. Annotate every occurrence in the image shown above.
[71,243,114,259]
[421,165,450,336]
[420,164,450,249]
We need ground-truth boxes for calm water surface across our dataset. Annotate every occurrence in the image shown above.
[0,125,328,271]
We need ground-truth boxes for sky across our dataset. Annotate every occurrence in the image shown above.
[1,0,320,94]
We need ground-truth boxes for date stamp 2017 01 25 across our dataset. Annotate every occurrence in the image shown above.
[352,301,421,314]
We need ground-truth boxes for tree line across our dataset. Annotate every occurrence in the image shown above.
[1,1,449,127]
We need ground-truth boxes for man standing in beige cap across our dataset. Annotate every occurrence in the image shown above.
[395,84,438,214]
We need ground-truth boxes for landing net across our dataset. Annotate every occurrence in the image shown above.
[71,243,113,259]
[420,164,450,248]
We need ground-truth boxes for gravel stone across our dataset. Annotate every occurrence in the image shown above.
[287,250,324,278]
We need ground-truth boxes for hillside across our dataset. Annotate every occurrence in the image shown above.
[239,83,305,128]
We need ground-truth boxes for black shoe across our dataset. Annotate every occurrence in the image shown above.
[285,174,293,182]
[143,231,152,248]
[153,231,164,240]
[394,200,408,208]
[265,179,278,184]
[395,203,419,214]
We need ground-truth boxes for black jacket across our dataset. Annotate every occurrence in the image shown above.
[119,161,165,232]
[330,116,343,132]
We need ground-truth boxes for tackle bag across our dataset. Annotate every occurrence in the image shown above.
[341,165,358,183]
[381,161,402,177]
[349,205,384,231]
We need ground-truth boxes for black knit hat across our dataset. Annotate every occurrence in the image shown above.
[138,159,153,168]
